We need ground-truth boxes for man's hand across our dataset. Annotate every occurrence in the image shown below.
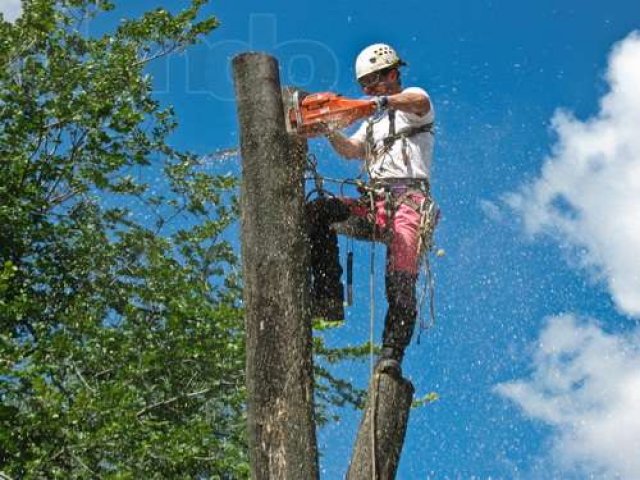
[372,95,389,113]
[325,129,366,160]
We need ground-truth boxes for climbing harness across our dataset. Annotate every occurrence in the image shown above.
[304,154,439,335]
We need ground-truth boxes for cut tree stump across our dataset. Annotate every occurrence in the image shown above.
[347,370,415,480]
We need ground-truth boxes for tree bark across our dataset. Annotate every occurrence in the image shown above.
[233,53,318,480]
[347,371,415,480]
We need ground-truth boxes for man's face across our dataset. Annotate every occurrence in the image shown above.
[359,69,396,96]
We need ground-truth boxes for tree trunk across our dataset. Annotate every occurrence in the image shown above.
[233,53,318,480]
[347,371,415,480]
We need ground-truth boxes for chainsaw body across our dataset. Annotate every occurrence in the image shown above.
[286,91,376,138]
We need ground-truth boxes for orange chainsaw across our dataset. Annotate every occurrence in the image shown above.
[285,91,377,138]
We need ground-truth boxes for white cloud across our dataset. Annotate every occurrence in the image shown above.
[479,199,504,223]
[496,315,640,479]
[498,33,640,477]
[505,31,640,318]
[0,0,22,23]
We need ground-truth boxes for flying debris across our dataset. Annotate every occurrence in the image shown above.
[201,147,240,163]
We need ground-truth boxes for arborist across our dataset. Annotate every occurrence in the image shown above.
[307,43,436,376]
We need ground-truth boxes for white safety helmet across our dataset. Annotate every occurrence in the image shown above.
[355,43,406,80]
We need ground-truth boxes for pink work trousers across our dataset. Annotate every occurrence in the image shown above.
[341,193,425,275]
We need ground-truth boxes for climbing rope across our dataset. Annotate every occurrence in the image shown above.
[369,240,378,480]
[417,254,437,344]
[417,198,440,342]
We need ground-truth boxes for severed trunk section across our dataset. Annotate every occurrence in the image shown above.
[347,371,414,480]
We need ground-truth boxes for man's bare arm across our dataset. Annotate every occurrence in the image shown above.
[326,131,366,159]
[385,91,431,116]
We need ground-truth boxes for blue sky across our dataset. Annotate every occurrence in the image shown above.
[4,0,640,478]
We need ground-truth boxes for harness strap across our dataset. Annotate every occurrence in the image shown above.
[393,121,434,139]
[386,109,396,145]
[370,177,430,190]
[373,110,434,155]
[365,121,373,161]
[365,110,435,165]
[360,180,430,212]
[370,179,431,208]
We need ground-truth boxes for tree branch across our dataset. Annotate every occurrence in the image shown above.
[71,360,96,393]
[134,42,182,67]
[136,387,211,418]
[69,449,100,478]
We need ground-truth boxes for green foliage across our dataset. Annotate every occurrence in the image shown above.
[0,2,384,477]
[313,335,371,425]
[313,331,439,422]
[412,392,439,408]
[0,1,248,478]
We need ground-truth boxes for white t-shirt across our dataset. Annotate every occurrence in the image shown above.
[350,87,435,180]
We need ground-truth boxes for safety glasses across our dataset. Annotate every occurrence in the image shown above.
[358,71,386,88]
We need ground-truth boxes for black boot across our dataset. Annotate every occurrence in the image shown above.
[376,271,418,374]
